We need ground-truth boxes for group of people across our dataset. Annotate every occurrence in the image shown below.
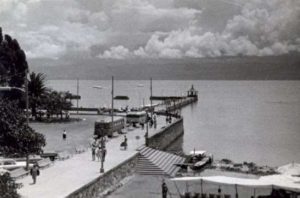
[91,137,107,162]
[140,113,157,129]
[165,115,172,124]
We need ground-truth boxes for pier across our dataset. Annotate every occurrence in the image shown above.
[17,115,185,198]
[154,85,198,117]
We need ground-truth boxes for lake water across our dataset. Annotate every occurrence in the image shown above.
[47,80,300,167]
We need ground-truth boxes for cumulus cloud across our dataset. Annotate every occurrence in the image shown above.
[0,0,299,59]
[98,45,131,59]
[131,0,300,58]
[0,0,199,59]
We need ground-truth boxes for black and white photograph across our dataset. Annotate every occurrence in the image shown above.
[0,0,299,197]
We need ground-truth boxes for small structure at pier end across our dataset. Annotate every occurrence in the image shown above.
[187,85,198,99]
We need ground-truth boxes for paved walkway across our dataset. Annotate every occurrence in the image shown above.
[18,116,173,198]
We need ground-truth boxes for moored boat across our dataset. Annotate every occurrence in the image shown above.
[175,150,213,170]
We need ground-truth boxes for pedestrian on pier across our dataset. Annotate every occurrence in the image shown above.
[91,139,98,161]
[102,147,107,162]
[162,179,168,198]
[30,164,40,184]
[141,122,145,130]
[153,114,157,129]
[120,135,128,150]
[168,116,172,123]
[150,118,153,128]
[62,129,67,141]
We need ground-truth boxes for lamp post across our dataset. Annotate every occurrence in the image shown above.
[92,85,104,109]
[92,85,105,173]
[100,128,105,173]
[137,84,144,108]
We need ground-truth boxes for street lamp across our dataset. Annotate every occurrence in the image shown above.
[137,84,144,108]
[92,85,105,173]
[93,85,105,108]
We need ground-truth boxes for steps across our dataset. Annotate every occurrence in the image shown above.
[136,146,185,177]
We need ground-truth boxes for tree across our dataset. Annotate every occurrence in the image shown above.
[41,90,72,120]
[0,100,46,157]
[0,28,28,88]
[0,173,21,198]
[28,72,47,119]
[0,27,28,107]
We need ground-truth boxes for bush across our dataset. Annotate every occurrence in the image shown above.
[0,173,22,198]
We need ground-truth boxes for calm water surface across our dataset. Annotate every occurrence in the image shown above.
[48,80,300,167]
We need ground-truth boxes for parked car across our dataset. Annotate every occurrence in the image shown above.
[0,158,33,170]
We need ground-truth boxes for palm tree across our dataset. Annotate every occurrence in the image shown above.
[28,72,47,119]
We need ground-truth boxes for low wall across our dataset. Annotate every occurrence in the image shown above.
[148,118,184,150]
[66,154,138,198]
[66,118,184,198]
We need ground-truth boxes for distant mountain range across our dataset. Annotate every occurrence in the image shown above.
[28,54,300,80]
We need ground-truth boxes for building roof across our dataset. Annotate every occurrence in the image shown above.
[95,116,124,123]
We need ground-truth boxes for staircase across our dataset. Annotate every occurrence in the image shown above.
[136,146,185,177]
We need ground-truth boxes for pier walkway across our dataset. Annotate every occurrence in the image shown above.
[18,116,176,198]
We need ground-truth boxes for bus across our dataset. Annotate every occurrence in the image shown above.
[94,116,125,137]
[126,111,147,125]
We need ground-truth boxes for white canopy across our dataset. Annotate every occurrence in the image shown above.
[171,175,300,192]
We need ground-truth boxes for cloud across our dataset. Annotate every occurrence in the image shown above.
[0,0,199,59]
[0,0,299,59]
[130,0,300,58]
[98,45,131,59]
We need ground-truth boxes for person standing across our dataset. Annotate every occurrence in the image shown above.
[124,135,128,150]
[62,129,67,141]
[153,114,157,129]
[91,139,98,161]
[162,180,168,198]
[102,147,107,162]
[30,164,40,184]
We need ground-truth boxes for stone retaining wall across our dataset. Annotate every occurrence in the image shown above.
[148,118,184,150]
[66,154,138,198]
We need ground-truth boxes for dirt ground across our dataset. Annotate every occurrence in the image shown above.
[30,114,99,153]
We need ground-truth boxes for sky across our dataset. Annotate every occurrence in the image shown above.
[0,0,299,60]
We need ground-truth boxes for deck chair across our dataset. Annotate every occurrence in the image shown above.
[10,168,29,179]
[37,158,52,169]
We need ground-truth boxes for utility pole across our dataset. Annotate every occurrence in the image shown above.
[150,77,153,118]
[111,76,114,125]
[25,69,29,125]
[76,78,79,114]
[100,127,105,173]
[25,69,29,170]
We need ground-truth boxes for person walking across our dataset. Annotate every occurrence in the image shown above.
[30,164,40,184]
[102,147,107,162]
[153,114,157,129]
[62,129,67,141]
[91,139,98,161]
[162,180,168,198]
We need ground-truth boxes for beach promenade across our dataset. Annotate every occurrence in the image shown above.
[18,115,172,198]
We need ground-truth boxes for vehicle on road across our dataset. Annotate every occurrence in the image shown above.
[0,158,33,170]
